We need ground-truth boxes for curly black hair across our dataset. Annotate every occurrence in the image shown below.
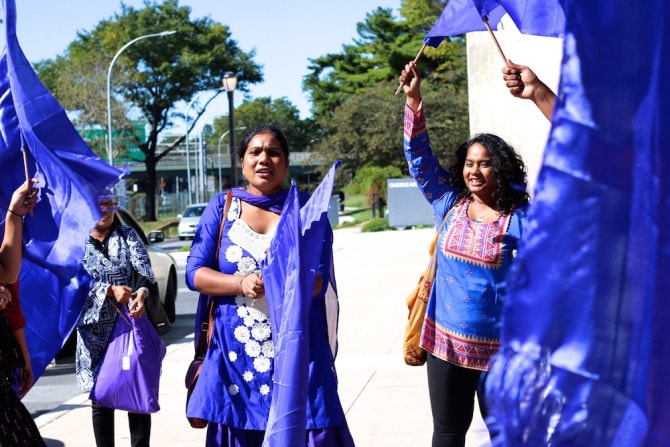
[447,133,529,214]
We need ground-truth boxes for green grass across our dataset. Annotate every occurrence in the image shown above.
[341,193,369,209]
[334,192,397,230]
[136,192,397,235]
[361,218,394,232]
[139,217,179,237]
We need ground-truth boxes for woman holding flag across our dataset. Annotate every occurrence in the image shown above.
[399,60,531,447]
[186,125,353,446]
[0,179,45,446]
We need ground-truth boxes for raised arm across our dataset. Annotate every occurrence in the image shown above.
[0,180,38,283]
[400,60,422,112]
[399,61,453,205]
[502,62,556,121]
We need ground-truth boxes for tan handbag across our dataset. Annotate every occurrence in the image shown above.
[403,212,449,366]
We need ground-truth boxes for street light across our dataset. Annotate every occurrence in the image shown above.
[217,130,230,193]
[223,72,238,186]
[106,30,176,167]
[217,126,246,193]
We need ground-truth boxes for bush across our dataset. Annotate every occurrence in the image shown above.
[344,165,402,201]
[361,218,394,233]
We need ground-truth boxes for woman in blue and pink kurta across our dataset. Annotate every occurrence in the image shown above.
[400,61,530,447]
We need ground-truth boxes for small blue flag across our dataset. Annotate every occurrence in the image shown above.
[424,0,564,48]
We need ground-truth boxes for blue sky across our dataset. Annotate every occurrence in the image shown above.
[2,0,402,127]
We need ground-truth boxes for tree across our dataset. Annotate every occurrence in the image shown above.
[303,0,469,182]
[36,0,262,221]
[209,96,320,188]
[312,77,468,186]
[211,96,317,154]
[303,7,405,120]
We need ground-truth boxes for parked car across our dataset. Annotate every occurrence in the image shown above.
[178,203,207,240]
[116,208,178,322]
[55,208,178,360]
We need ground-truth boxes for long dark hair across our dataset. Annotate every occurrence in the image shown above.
[447,133,529,214]
[237,125,290,160]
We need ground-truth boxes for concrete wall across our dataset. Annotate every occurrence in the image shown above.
[466,17,563,193]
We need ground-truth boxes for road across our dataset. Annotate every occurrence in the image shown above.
[22,237,195,420]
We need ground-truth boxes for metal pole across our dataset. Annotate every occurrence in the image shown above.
[195,131,200,203]
[185,89,224,203]
[106,30,175,167]
[227,90,237,187]
[198,130,205,202]
[217,130,230,193]
[184,93,204,205]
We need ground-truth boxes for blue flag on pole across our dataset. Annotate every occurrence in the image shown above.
[486,1,670,445]
[261,161,351,446]
[1,0,123,381]
[424,0,565,47]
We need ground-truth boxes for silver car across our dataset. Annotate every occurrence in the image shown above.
[178,203,207,240]
[116,208,178,322]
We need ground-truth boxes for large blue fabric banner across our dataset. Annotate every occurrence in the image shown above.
[486,1,670,446]
[261,162,344,446]
[1,0,122,381]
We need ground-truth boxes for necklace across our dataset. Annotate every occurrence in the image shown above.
[475,210,493,223]
[471,207,497,223]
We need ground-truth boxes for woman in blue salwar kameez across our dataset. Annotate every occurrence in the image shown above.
[186,125,353,447]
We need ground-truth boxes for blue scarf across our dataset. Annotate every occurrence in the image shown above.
[229,187,310,213]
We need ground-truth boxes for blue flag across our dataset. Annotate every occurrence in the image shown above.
[424,0,565,47]
[486,1,669,445]
[1,0,123,381]
[261,161,350,446]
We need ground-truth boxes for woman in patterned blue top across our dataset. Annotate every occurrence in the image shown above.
[399,61,531,447]
[186,125,353,446]
[76,189,157,447]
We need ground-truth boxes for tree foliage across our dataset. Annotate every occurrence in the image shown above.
[36,0,262,220]
[346,164,403,205]
[210,96,318,157]
[36,0,471,218]
[303,0,470,185]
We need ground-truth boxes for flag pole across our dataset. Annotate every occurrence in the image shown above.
[395,43,427,95]
[22,149,33,216]
[483,18,510,67]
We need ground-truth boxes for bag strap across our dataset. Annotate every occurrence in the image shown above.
[194,190,233,360]
[428,207,451,257]
[106,296,132,328]
[424,206,454,284]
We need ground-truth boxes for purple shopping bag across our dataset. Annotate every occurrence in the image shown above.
[89,306,166,414]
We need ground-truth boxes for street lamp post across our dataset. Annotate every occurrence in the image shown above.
[106,30,175,167]
[223,72,238,186]
[217,126,246,192]
[217,130,230,193]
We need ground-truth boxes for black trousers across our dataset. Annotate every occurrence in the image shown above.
[92,402,151,447]
[426,354,490,447]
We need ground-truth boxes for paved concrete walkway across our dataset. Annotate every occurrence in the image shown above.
[35,227,491,446]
